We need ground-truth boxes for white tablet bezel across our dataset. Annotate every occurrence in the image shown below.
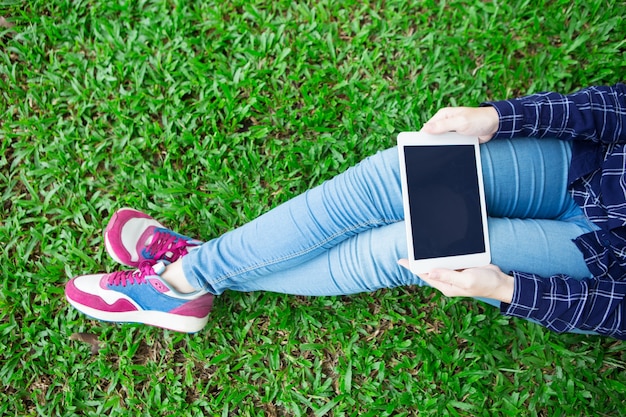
[397,131,490,275]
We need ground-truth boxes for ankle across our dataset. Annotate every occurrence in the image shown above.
[160,259,197,293]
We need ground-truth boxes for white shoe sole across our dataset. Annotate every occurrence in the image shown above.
[66,296,209,333]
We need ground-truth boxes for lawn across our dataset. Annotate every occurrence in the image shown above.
[1,0,625,415]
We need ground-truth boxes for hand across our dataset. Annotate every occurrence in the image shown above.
[421,106,499,143]
[398,260,514,303]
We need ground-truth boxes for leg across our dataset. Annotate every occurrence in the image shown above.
[224,222,420,295]
[65,147,407,331]
[225,215,596,297]
[480,137,575,219]
[182,147,405,294]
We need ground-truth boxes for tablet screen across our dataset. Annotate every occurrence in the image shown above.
[403,144,486,260]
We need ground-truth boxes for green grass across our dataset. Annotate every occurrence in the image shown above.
[1,0,625,415]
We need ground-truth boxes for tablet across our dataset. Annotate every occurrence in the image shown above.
[397,131,490,275]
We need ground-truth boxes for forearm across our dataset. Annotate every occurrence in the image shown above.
[484,83,626,143]
[501,271,626,339]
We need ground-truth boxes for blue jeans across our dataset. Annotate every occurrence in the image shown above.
[182,138,598,304]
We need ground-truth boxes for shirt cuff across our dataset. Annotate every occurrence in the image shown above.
[499,271,542,319]
[480,99,526,139]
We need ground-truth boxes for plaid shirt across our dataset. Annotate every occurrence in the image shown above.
[484,83,626,339]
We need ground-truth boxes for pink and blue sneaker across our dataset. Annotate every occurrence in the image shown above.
[104,208,202,268]
[65,261,214,333]
[65,209,213,333]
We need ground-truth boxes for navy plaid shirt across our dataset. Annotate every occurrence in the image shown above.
[484,83,626,339]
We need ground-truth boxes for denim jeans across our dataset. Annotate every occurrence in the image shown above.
[182,138,598,304]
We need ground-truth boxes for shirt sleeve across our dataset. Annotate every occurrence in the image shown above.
[501,272,626,339]
[483,83,626,144]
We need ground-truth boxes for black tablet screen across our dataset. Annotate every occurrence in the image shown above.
[403,145,486,260]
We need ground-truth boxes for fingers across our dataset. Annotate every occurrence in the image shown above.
[423,269,468,297]
[397,259,460,285]
[421,106,499,142]
[398,260,513,302]
[425,267,464,286]
[421,108,466,134]
[397,258,410,269]
[397,259,464,297]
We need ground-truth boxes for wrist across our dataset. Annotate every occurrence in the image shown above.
[494,272,514,303]
[478,106,499,142]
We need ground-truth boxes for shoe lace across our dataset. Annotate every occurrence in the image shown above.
[107,262,154,287]
[144,230,191,263]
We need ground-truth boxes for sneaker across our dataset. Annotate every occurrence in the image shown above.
[104,208,202,268]
[65,261,214,333]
